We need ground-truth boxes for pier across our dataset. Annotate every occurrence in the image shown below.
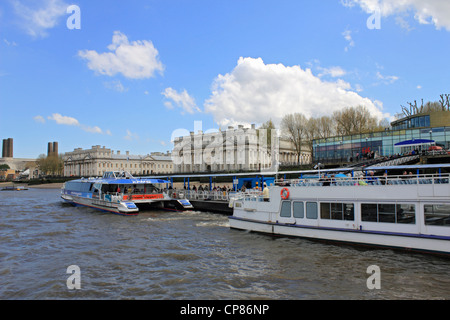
[154,159,450,215]
[167,189,234,215]
[152,168,363,214]
[150,171,279,215]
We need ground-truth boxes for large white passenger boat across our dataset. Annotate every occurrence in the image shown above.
[229,165,450,256]
[61,171,173,216]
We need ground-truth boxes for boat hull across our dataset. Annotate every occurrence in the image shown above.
[61,195,139,216]
[229,216,450,256]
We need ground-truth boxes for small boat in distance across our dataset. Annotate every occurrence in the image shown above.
[229,164,450,256]
[61,171,174,215]
[1,185,28,191]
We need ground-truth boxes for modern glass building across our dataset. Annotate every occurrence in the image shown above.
[313,111,450,163]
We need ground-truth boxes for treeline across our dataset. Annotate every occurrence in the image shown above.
[36,154,64,176]
[263,105,387,163]
[399,94,450,118]
[264,94,449,163]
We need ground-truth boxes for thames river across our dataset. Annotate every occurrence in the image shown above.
[1,188,449,300]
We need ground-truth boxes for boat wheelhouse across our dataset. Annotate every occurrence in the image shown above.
[61,171,172,215]
[229,164,450,256]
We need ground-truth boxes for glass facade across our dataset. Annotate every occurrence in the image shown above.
[313,126,450,163]
[391,115,430,130]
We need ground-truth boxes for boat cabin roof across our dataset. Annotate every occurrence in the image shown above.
[74,171,170,185]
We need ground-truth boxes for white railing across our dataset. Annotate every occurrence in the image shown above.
[275,173,450,188]
[371,155,420,167]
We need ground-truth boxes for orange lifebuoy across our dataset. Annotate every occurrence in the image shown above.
[280,188,290,200]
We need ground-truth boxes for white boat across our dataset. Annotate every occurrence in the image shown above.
[228,165,450,256]
[61,171,175,216]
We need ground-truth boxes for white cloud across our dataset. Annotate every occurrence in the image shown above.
[104,80,128,93]
[33,115,46,123]
[124,130,139,141]
[342,0,450,31]
[78,31,164,79]
[81,125,103,134]
[3,39,18,46]
[395,15,414,31]
[162,87,200,114]
[318,66,347,78]
[342,30,355,51]
[11,0,69,38]
[376,71,399,84]
[47,113,110,135]
[354,84,364,92]
[48,113,79,126]
[204,57,387,127]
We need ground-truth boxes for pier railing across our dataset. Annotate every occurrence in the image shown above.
[166,189,260,202]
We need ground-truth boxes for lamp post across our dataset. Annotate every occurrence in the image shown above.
[429,129,433,151]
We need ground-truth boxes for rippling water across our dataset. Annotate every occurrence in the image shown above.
[1,188,449,300]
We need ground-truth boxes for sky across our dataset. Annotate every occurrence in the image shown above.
[1,0,450,158]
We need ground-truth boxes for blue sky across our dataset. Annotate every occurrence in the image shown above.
[1,0,450,158]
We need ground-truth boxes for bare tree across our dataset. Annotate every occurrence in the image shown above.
[36,153,64,176]
[400,94,450,117]
[333,105,379,136]
[439,94,450,111]
[257,119,276,157]
[280,113,308,163]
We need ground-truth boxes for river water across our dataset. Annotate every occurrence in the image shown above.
[1,188,449,300]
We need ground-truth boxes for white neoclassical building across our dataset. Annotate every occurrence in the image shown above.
[63,145,173,177]
[278,137,311,166]
[172,125,311,174]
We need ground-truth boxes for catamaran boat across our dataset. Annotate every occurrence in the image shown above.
[228,164,450,256]
[61,171,175,215]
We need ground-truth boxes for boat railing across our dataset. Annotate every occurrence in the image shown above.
[102,190,167,202]
[102,192,122,203]
[275,173,450,188]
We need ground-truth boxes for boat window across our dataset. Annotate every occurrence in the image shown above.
[320,203,354,221]
[361,204,378,222]
[66,181,93,193]
[306,202,318,219]
[293,201,304,218]
[320,203,331,219]
[378,204,395,223]
[362,203,416,224]
[344,204,355,221]
[397,204,415,224]
[280,201,291,218]
[424,204,450,227]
